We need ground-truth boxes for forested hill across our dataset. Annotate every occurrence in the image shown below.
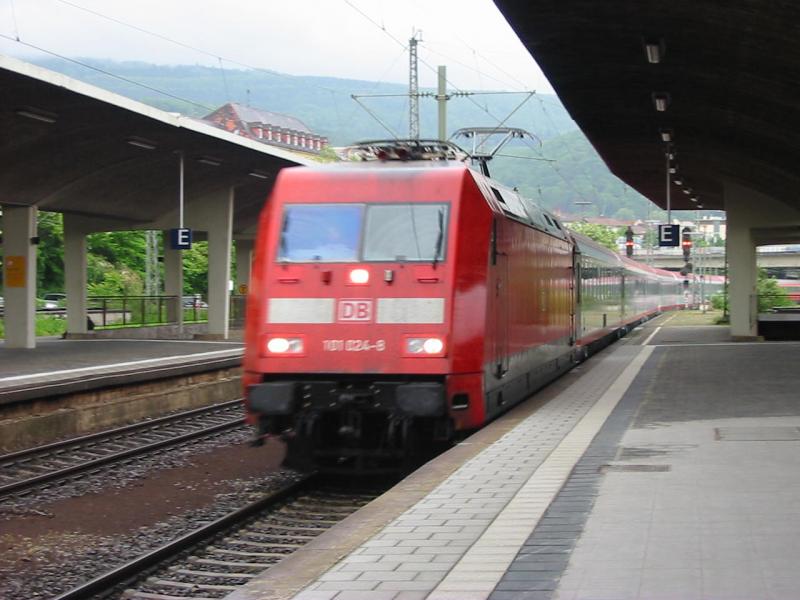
[34,58,577,144]
[32,58,658,219]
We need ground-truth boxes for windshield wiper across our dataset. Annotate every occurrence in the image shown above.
[432,207,445,268]
[279,213,290,258]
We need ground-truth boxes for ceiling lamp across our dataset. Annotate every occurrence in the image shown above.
[674,178,683,186]
[16,106,58,124]
[652,92,671,112]
[644,39,665,64]
[659,128,673,142]
[126,136,157,150]
[197,156,222,166]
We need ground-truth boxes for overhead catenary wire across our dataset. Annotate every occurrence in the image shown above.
[340,0,606,210]
[443,40,608,208]
[9,0,20,41]
[2,0,367,138]
[341,1,588,202]
[0,32,215,113]
[340,46,411,138]
[52,0,343,96]
[342,0,516,131]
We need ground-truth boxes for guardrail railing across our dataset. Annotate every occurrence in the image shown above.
[1,294,246,334]
[88,295,182,328]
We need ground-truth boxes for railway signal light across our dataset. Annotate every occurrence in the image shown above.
[682,227,692,260]
[625,226,634,258]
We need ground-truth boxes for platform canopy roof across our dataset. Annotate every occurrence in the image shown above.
[0,54,314,235]
[494,0,800,213]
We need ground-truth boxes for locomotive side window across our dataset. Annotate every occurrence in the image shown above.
[362,203,449,262]
[278,204,363,261]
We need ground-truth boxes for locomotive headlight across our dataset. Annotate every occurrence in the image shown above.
[422,338,444,354]
[266,337,304,354]
[405,336,445,356]
[349,268,370,284]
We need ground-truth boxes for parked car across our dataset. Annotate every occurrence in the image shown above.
[182,296,208,309]
[42,293,66,309]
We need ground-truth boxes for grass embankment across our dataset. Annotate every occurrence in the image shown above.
[0,316,67,338]
[664,309,726,326]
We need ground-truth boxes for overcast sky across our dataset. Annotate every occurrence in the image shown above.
[0,0,554,93]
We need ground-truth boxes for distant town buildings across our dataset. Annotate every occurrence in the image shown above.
[203,103,328,154]
[695,215,727,241]
[558,214,727,243]
[558,215,648,236]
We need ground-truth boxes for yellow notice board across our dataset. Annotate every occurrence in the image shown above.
[5,256,26,288]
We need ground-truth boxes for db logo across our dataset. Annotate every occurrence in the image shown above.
[338,299,373,322]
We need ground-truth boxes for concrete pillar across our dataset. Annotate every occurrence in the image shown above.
[2,205,37,348]
[163,233,183,328]
[726,219,757,339]
[203,189,234,338]
[724,181,800,340]
[63,214,89,335]
[235,239,253,292]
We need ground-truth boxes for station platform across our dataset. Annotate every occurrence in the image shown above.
[226,313,800,600]
[0,338,243,403]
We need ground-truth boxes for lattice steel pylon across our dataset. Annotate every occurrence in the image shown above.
[409,33,421,139]
[144,230,160,296]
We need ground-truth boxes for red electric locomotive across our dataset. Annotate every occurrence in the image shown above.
[244,140,673,471]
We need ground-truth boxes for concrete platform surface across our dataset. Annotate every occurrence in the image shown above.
[0,338,242,396]
[223,314,800,600]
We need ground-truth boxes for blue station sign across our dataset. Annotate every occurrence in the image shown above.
[658,224,680,247]
[170,227,193,250]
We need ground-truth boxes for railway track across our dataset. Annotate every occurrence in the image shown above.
[0,399,245,500]
[50,474,386,600]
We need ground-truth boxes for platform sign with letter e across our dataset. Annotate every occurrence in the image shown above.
[170,228,192,250]
[658,224,680,247]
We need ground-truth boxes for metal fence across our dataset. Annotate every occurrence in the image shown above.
[754,293,800,314]
[229,295,246,327]
[88,295,245,329]
[89,295,183,328]
[0,295,243,332]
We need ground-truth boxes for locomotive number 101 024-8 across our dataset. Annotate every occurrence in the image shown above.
[322,339,387,352]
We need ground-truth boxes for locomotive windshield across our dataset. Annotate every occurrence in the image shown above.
[279,204,362,261]
[278,203,449,262]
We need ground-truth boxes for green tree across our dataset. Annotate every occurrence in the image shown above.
[36,212,65,294]
[711,269,793,313]
[88,231,147,274]
[566,222,621,251]
[87,254,143,297]
[757,269,793,311]
[183,242,209,297]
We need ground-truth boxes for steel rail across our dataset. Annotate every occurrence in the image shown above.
[0,398,243,464]
[0,406,245,498]
[50,474,318,600]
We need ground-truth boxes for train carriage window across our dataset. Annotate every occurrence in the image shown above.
[278,204,363,261]
[363,203,449,262]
